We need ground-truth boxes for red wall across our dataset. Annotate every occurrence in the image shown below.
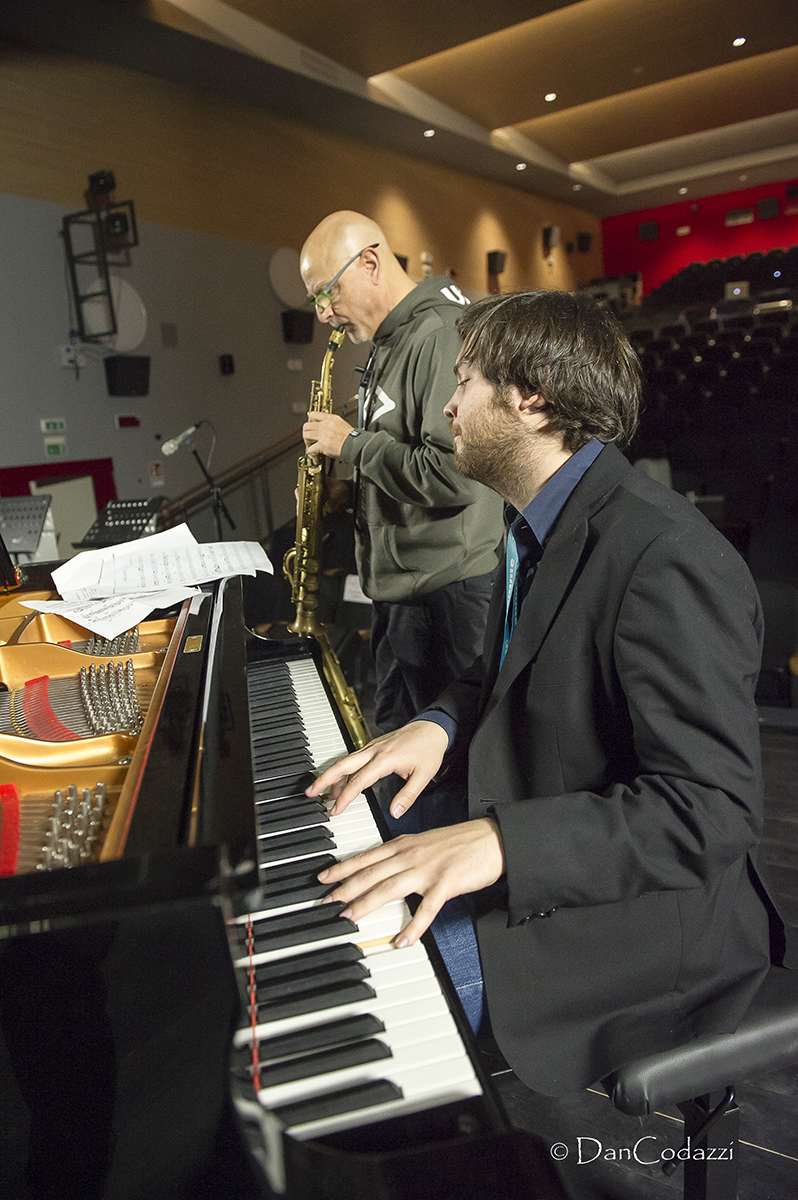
[602,179,798,295]
[0,459,117,509]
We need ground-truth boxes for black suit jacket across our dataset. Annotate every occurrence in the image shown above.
[436,444,772,1095]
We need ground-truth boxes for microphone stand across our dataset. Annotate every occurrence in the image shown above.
[188,443,236,541]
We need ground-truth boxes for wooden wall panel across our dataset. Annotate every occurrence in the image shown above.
[0,46,603,293]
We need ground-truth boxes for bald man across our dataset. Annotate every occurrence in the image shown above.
[300,212,503,757]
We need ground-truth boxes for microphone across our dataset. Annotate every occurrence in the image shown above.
[161,423,199,456]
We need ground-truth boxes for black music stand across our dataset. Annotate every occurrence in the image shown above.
[188,445,236,542]
[0,527,20,590]
[0,495,52,559]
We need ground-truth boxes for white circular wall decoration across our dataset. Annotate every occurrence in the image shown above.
[268,247,307,309]
[82,274,148,350]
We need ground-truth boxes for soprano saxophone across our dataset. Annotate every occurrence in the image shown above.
[283,328,371,750]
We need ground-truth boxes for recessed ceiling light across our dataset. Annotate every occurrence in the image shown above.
[739,174,747,181]
[516,163,527,171]
[679,187,688,195]
[573,184,582,191]
[544,93,557,103]
[423,129,435,138]
[733,37,746,47]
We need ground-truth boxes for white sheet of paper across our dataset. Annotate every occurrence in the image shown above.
[342,573,372,605]
[103,541,272,596]
[52,524,199,601]
[21,588,201,639]
[40,525,272,636]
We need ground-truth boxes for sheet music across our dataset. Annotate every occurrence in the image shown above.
[23,524,273,637]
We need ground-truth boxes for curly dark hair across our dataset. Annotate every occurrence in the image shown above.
[456,290,640,452]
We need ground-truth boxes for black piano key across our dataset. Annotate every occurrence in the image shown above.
[257,806,327,835]
[257,828,334,864]
[252,722,311,747]
[253,1013,386,1062]
[255,801,324,830]
[247,700,300,715]
[273,1079,403,1127]
[255,794,324,817]
[258,1038,391,1089]
[260,855,338,886]
[254,979,376,1023]
[252,881,331,909]
[250,904,356,951]
[238,860,340,915]
[252,771,317,795]
[250,733,309,755]
[254,959,369,1004]
[253,761,313,784]
[254,770,316,795]
[250,942,365,983]
[253,754,313,778]
[254,784,310,805]
[250,711,302,729]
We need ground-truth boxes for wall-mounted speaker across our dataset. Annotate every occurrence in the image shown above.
[576,232,592,253]
[104,355,150,396]
[757,197,780,219]
[542,226,560,251]
[281,310,315,344]
[487,250,507,275]
[638,221,659,242]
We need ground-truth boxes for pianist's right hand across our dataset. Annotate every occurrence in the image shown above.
[305,720,449,820]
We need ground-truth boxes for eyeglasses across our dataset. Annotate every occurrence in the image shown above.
[310,243,379,311]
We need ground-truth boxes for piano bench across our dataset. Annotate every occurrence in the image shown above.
[602,965,798,1200]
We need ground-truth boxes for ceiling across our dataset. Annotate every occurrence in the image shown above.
[2,0,798,216]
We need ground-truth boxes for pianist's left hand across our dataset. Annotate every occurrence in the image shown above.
[317,818,505,947]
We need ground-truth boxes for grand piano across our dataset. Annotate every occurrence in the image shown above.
[0,566,565,1200]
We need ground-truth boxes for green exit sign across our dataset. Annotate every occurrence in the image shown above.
[40,417,66,434]
[44,437,67,458]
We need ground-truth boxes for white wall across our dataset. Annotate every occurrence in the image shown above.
[0,191,367,539]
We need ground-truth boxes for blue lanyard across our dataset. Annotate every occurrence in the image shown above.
[500,527,521,667]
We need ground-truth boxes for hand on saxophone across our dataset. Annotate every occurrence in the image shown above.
[303,411,355,459]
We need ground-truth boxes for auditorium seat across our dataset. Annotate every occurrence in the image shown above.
[660,347,701,374]
[712,329,746,352]
[722,358,767,392]
[682,333,710,353]
[738,336,778,361]
[659,323,688,341]
[699,343,735,368]
[757,309,792,332]
[692,318,720,337]
[724,314,756,333]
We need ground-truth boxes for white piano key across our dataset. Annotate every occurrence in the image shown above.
[242,651,483,1139]
[238,899,411,966]
[282,1056,482,1140]
[239,971,454,1046]
[256,1029,471,1108]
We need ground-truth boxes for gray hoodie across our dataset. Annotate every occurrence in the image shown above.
[339,276,503,602]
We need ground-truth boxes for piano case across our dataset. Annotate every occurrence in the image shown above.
[0,570,565,1200]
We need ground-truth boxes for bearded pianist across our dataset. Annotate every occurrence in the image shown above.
[305,289,775,1097]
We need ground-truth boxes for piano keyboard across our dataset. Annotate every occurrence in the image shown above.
[233,652,482,1143]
